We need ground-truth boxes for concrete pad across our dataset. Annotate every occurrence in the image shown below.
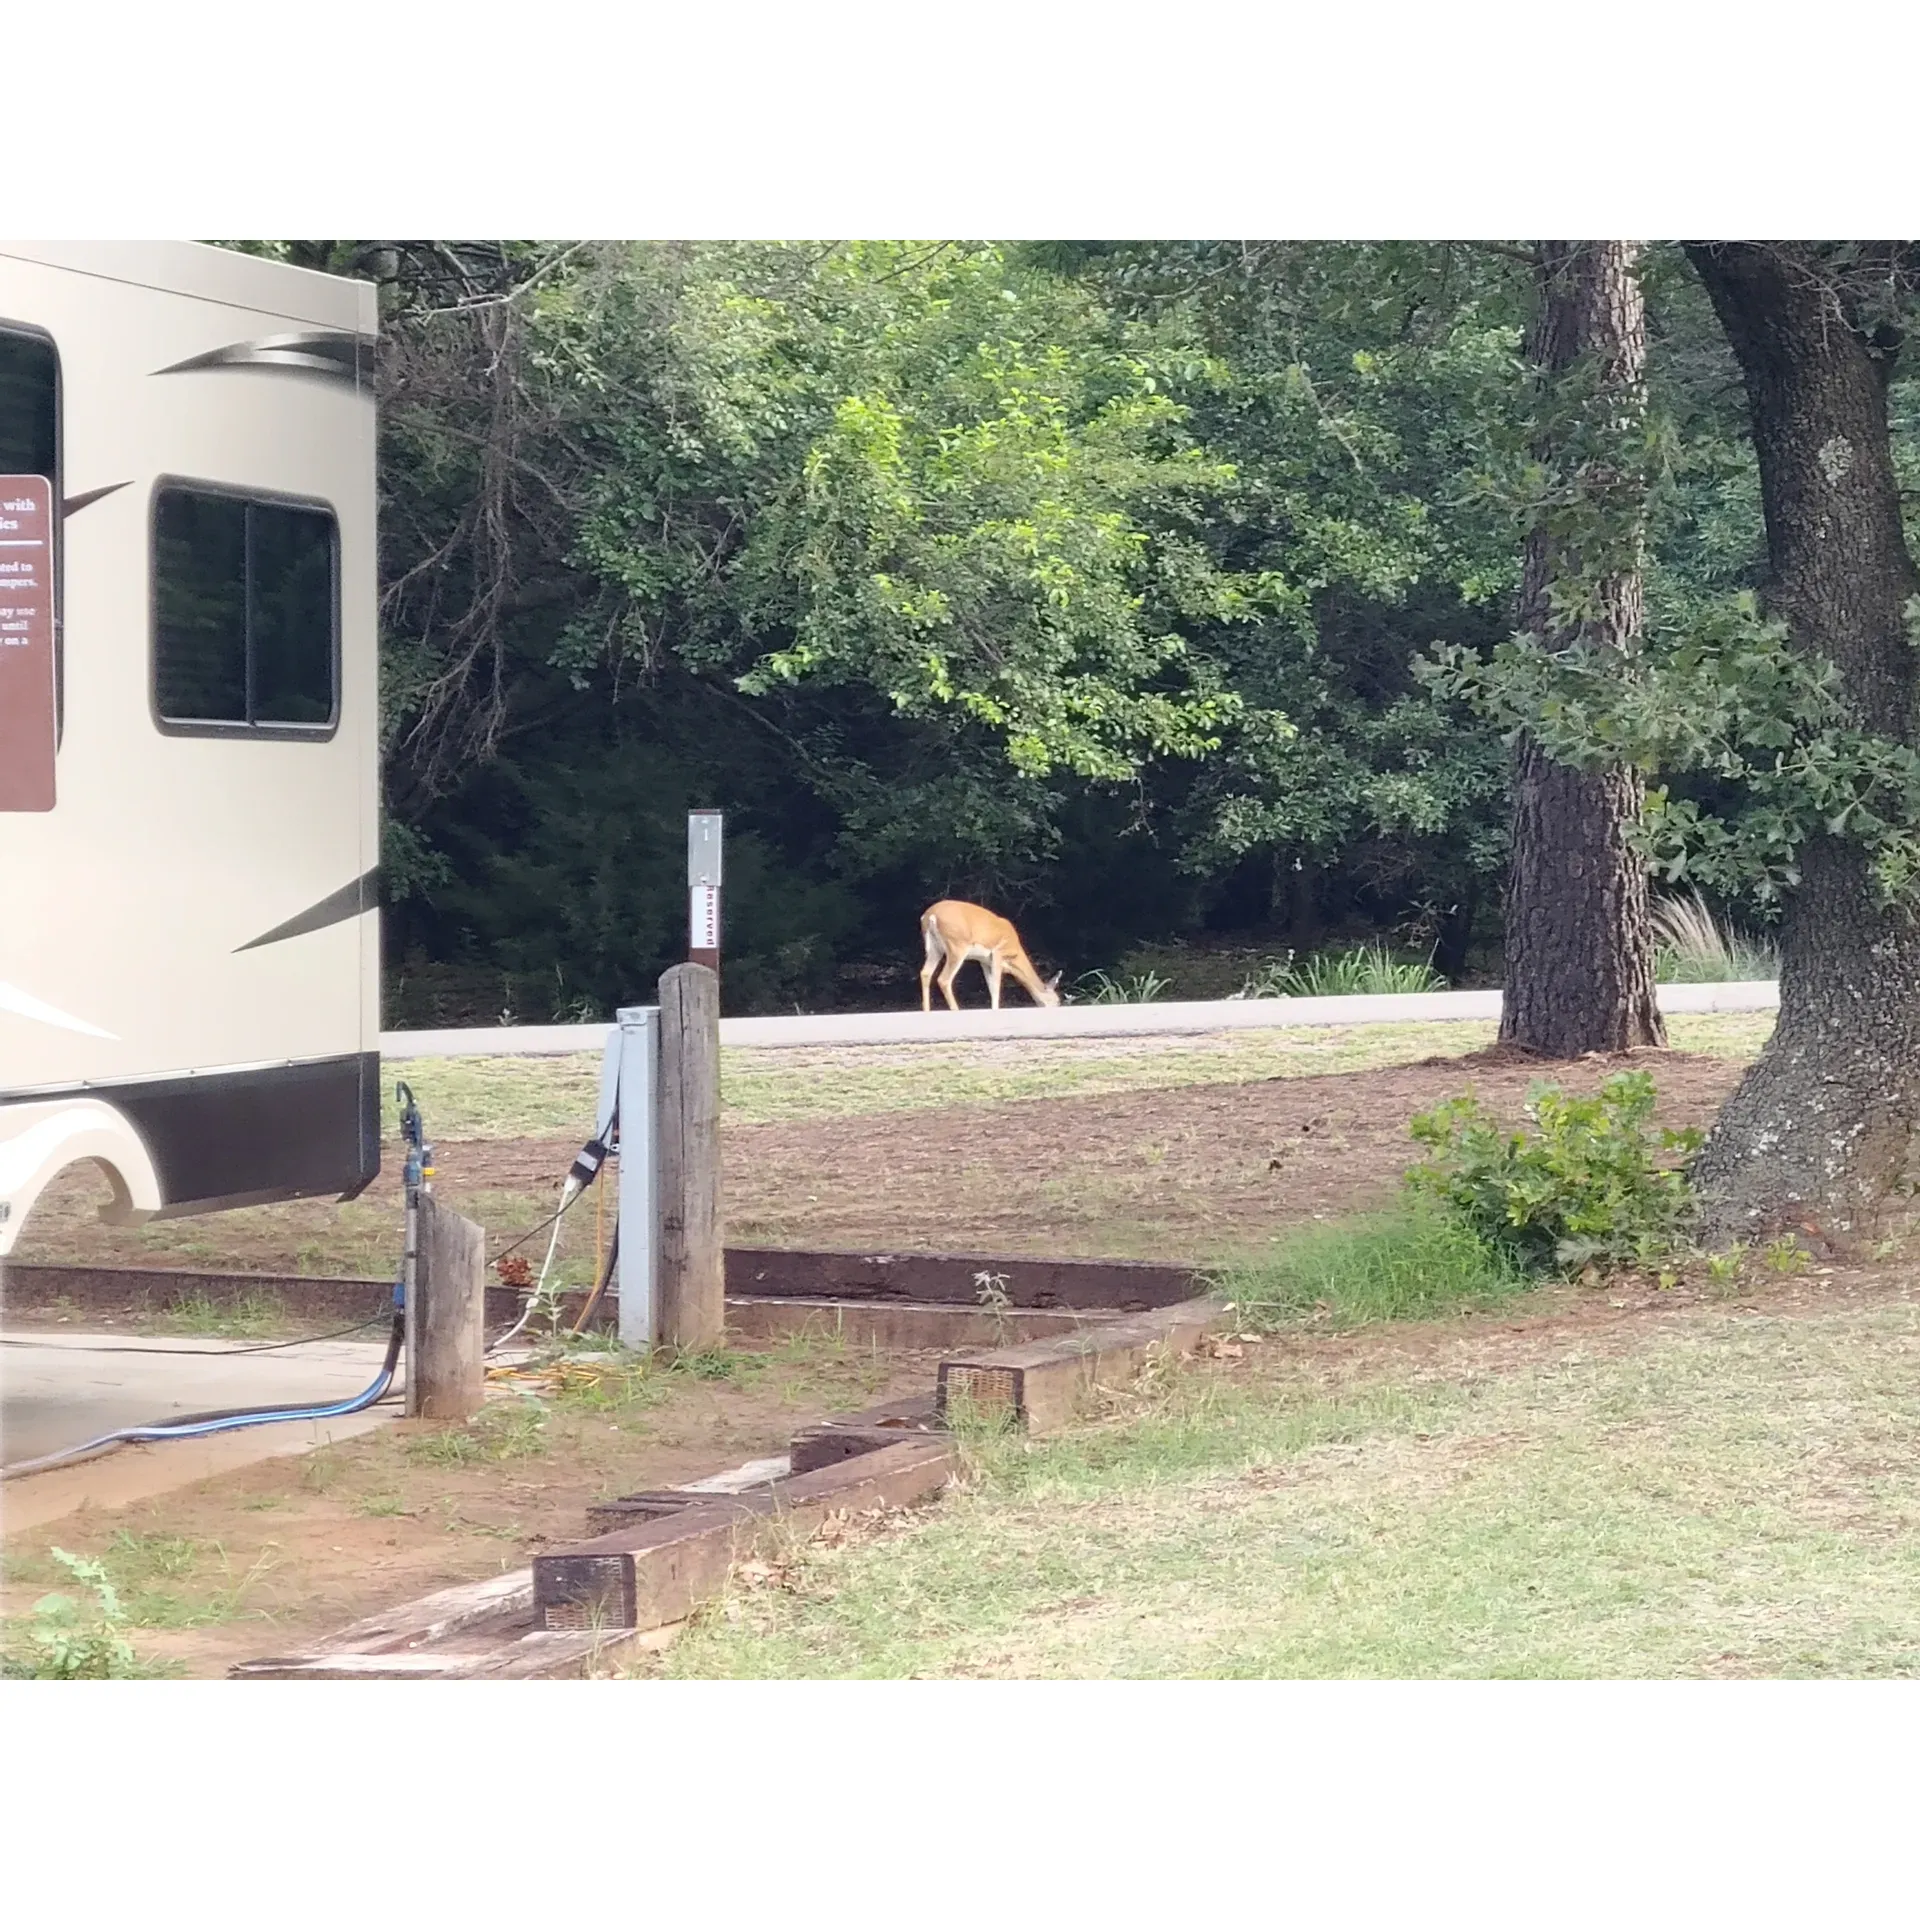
[1,1331,401,1534]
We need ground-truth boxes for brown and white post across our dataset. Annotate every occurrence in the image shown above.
[687,809,723,975]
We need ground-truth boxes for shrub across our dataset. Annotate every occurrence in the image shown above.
[1241,944,1445,998]
[1213,1204,1532,1330]
[1405,1070,1700,1275]
[1650,890,1779,983]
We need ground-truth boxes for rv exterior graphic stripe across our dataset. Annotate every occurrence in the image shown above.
[0,1054,382,1208]
[153,330,374,388]
[234,869,380,953]
[62,481,131,518]
[0,979,118,1040]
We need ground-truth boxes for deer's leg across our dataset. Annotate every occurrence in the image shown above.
[919,941,939,1014]
[937,953,965,1012]
[987,955,1004,1010]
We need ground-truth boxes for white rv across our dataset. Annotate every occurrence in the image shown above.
[0,243,380,1260]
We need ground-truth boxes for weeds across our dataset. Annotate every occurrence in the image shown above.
[1703,1249,1746,1300]
[407,1399,550,1465]
[109,1531,199,1581]
[1213,1205,1532,1331]
[1406,1070,1700,1276]
[665,1346,767,1382]
[1762,1237,1813,1277]
[973,1269,1014,1343]
[162,1289,288,1341]
[96,1533,278,1630]
[1,1550,155,1679]
[300,1450,344,1492]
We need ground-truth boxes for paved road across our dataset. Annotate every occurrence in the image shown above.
[382,980,1779,1059]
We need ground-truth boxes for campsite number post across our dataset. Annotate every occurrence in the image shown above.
[688,810,723,975]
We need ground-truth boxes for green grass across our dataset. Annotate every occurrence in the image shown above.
[159,1290,292,1340]
[405,1398,551,1465]
[1660,1012,1771,1057]
[381,1054,603,1140]
[657,1300,1920,1679]
[1212,1205,1533,1330]
[381,1024,1509,1138]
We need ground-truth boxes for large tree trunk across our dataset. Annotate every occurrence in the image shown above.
[1500,242,1666,1056]
[1683,241,1920,1241]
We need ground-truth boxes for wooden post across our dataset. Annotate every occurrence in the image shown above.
[656,962,724,1351]
[414,1193,487,1419]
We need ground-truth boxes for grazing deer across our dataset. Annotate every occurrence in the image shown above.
[919,900,1062,1013]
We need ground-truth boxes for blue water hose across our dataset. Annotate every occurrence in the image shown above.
[0,1306,405,1482]
[0,1086,427,1483]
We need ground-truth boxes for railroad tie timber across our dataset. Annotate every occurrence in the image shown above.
[228,1567,542,1680]
[785,1391,941,1475]
[231,1295,1231,1676]
[6,1250,1202,1353]
[722,1247,1199,1311]
[532,1436,955,1632]
[937,1297,1231,1434]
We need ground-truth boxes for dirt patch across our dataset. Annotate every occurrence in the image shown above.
[1,1341,932,1678]
[10,1045,1745,1276]
[725,1047,1744,1262]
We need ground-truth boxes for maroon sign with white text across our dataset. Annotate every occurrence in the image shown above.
[0,473,55,811]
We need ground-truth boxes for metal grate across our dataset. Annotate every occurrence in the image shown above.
[541,1601,594,1631]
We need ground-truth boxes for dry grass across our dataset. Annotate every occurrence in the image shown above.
[657,1292,1920,1679]
[386,1014,1772,1138]
[1652,893,1780,985]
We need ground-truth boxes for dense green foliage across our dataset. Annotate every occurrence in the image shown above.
[227,240,1912,1020]
[1405,1070,1702,1274]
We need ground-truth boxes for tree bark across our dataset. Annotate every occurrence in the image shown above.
[1682,242,1920,1240]
[1500,242,1667,1056]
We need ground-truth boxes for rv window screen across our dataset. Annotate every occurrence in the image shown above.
[0,329,57,479]
[154,488,337,731]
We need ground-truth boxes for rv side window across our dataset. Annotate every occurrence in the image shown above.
[153,487,338,734]
[0,325,59,753]
[0,329,57,480]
